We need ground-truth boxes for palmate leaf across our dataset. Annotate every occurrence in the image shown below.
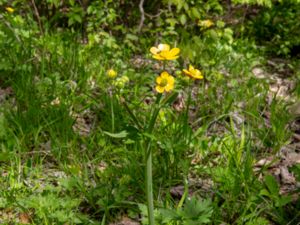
[276,195,292,207]
[264,175,279,196]
[180,197,213,224]
[159,208,181,223]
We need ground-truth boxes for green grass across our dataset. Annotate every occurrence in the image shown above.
[0,14,299,225]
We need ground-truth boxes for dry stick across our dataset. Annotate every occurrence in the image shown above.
[145,11,163,19]
[31,0,44,35]
[138,0,145,33]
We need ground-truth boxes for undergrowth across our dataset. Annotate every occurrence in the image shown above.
[0,2,299,225]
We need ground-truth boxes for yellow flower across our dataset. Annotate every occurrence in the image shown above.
[198,19,214,28]
[5,7,14,13]
[155,71,175,93]
[150,44,180,60]
[107,69,117,78]
[183,65,203,80]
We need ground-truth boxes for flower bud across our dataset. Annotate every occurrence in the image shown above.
[107,69,117,79]
[120,75,129,83]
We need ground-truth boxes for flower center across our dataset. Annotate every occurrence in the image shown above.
[160,78,168,87]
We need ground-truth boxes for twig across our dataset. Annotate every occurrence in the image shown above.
[31,0,44,35]
[18,150,51,155]
[145,10,163,19]
[138,0,145,33]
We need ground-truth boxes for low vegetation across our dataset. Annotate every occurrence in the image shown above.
[0,1,299,224]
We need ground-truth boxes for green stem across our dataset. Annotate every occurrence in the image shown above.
[110,90,115,132]
[145,93,162,225]
[146,146,155,225]
[177,178,188,209]
[147,94,162,132]
[183,84,192,135]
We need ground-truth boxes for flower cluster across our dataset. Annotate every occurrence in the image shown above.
[106,69,129,89]
[150,43,204,93]
[113,75,129,89]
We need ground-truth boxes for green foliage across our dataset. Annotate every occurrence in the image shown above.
[20,193,83,224]
[0,0,298,224]
[260,175,295,224]
[232,0,273,7]
[247,0,300,56]
[139,197,213,224]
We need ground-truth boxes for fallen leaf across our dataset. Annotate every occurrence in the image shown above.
[280,167,296,185]
[109,216,140,225]
[19,212,31,224]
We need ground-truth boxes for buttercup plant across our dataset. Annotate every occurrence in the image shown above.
[144,43,181,225]
[143,44,203,225]
[112,44,204,225]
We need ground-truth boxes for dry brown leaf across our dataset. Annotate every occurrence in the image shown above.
[254,157,276,168]
[19,212,31,224]
[252,67,267,79]
[109,216,140,225]
[170,185,185,198]
[280,167,296,185]
[285,152,300,165]
[172,92,185,112]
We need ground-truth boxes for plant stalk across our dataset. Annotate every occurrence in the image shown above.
[110,90,115,132]
[145,93,162,225]
[146,146,155,225]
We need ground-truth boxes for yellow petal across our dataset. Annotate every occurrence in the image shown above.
[150,47,159,54]
[161,71,170,79]
[161,51,179,60]
[189,65,194,72]
[159,51,169,58]
[169,48,180,56]
[156,76,162,84]
[165,83,174,92]
[158,44,170,51]
[155,85,165,93]
[183,69,192,76]
[194,69,202,77]
[152,55,165,60]
[193,74,203,79]
[167,75,175,85]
